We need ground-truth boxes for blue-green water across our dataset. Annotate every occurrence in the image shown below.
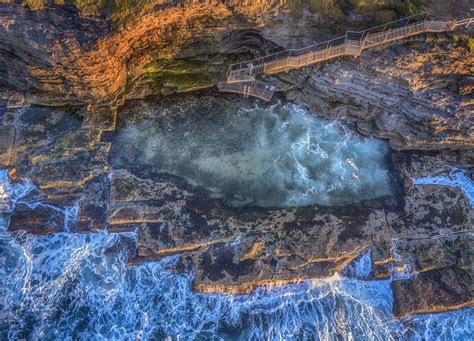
[111,100,393,207]
[1,170,473,340]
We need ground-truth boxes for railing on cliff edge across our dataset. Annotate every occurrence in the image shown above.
[218,13,473,101]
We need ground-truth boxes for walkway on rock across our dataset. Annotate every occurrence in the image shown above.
[218,14,473,101]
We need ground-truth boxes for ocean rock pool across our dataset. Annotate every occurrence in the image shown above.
[110,96,394,207]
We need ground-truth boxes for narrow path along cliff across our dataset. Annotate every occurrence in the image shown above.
[218,14,473,101]
[0,1,473,335]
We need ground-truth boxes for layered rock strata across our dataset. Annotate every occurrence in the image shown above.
[1,88,472,317]
[0,0,473,318]
[277,39,473,151]
[1,2,472,153]
[0,1,312,104]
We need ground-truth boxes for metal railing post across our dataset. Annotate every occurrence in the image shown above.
[449,19,457,31]
[325,43,331,60]
[407,22,416,35]
[424,19,432,32]
[359,33,368,55]
[383,28,392,44]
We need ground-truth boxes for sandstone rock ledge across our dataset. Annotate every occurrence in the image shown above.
[1,89,472,316]
[277,39,473,151]
[0,0,473,318]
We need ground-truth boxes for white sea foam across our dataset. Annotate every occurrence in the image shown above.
[0,170,35,214]
[2,95,473,339]
[1,147,473,338]
[0,240,470,340]
[342,250,373,279]
[0,205,472,339]
[0,170,8,211]
[413,170,474,207]
[0,170,79,232]
[110,98,393,207]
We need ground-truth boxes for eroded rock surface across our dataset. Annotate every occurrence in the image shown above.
[392,265,473,316]
[0,0,473,319]
[279,39,473,151]
[0,2,294,104]
[1,87,472,317]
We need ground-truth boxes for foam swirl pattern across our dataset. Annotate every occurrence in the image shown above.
[1,171,473,339]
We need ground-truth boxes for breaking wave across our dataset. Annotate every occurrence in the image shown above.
[1,170,473,340]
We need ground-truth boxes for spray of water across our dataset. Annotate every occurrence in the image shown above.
[1,170,473,339]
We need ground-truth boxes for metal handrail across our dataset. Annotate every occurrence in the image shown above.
[218,81,275,101]
[228,13,428,73]
[221,13,473,101]
[227,14,473,81]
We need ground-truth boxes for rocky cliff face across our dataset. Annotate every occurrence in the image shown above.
[1,2,472,150]
[0,0,473,318]
[278,39,473,150]
[0,1,303,105]
[1,90,472,317]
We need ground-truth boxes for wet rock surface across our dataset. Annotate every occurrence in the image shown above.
[392,265,473,317]
[1,86,472,317]
[8,201,65,235]
[0,0,473,318]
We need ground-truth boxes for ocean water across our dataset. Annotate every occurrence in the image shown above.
[1,170,473,340]
[110,99,393,207]
[413,170,474,206]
